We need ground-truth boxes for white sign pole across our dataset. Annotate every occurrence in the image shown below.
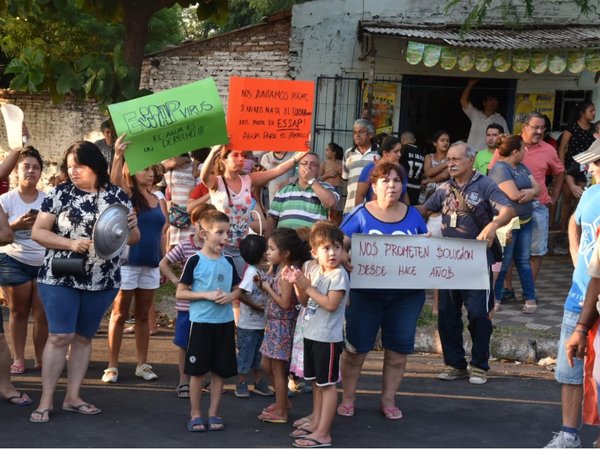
[350,234,490,290]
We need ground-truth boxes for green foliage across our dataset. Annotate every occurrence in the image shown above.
[183,0,300,40]
[0,0,226,107]
[446,0,593,31]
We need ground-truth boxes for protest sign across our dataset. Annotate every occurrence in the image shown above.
[108,78,227,174]
[227,76,314,152]
[350,234,489,290]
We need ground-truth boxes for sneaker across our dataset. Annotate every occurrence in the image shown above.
[500,288,516,303]
[437,367,469,381]
[469,367,488,385]
[201,377,211,393]
[254,379,274,397]
[545,431,581,448]
[235,381,250,398]
[295,382,313,394]
[135,363,158,381]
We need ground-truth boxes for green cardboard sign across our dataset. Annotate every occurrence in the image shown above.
[108,78,228,174]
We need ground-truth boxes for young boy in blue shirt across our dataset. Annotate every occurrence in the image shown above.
[284,221,349,448]
[176,210,242,432]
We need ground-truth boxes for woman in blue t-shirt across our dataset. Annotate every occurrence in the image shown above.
[488,135,540,314]
[103,142,166,384]
[354,136,408,205]
[337,162,427,420]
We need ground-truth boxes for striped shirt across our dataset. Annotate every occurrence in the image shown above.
[268,181,339,229]
[165,163,196,246]
[342,145,377,213]
[165,234,202,312]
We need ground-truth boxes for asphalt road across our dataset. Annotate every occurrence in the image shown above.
[1,323,599,448]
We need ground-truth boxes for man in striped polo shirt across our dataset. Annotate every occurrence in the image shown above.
[266,152,338,232]
[342,119,378,214]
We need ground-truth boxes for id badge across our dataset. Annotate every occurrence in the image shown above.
[450,212,457,228]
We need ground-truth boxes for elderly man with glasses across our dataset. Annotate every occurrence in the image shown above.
[266,152,339,234]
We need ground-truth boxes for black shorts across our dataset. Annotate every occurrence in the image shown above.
[185,321,237,378]
[303,338,343,387]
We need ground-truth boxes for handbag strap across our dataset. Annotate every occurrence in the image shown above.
[220,176,234,207]
[250,209,263,235]
[448,184,488,233]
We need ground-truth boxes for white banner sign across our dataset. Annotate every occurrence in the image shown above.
[350,234,490,290]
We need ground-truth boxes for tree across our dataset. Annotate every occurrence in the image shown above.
[445,0,594,30]
[0,0,228,107]
[181,0,301,40]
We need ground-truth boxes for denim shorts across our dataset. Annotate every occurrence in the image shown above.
[0,253,40,286]
[530,201,549,257]
[555,309,584,385]
[173,310,191,349]
[38,284,118,339]
[345,289,426,354]
[120,266,160,290]
[236,328,264,374]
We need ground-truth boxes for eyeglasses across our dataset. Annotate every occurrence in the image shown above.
[299,162,320,168]
[353,130,368,136]
[524,124,546,131]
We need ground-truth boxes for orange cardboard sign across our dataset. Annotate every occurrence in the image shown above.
[227,76,314,152]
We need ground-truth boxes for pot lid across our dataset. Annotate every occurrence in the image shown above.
[92,204,130,259]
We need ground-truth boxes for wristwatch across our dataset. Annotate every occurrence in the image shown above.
[307,178,316,186]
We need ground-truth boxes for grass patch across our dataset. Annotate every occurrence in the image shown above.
[418,305,438,327]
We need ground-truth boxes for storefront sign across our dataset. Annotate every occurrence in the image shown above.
[362,82,396,135]
[513,93,555,135]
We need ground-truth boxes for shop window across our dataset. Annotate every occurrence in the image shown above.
[553,90,593,132]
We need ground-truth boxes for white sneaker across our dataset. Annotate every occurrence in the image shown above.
[135,363,158,381]
[102,367,118,383]
[545,431,582,448]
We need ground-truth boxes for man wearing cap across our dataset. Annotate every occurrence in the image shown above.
[460,79,509,152]
[545,139,600,448]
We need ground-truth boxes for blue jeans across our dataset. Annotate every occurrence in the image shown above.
[494,220,537,302]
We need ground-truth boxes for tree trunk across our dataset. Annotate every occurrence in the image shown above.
[121,0,176,87]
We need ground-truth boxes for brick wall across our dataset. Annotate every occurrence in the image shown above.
[0,91,105,189]
[139,11,292,110]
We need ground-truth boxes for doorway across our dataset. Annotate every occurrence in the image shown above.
[400,75,516,152]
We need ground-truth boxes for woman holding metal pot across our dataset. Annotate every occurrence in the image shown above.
[29,140,140,423]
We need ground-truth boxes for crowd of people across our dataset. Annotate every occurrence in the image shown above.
[0,78,600,448]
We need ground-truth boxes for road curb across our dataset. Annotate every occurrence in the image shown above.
[414,326,559,363]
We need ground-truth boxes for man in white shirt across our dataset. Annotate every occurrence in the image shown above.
[460,78,509,152]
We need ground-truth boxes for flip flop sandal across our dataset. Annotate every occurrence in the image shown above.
[6,392,33,407]
[62,403,102,415]
[176,383,190,398]
[522,302,538,314]
[292,416,312,428]
[30,408,52,423]
[382,406,403,420]
[292,437,332,448]
[208,416,225,431]
[290,427,313,437]
[336,402,355,417]
[187,417,206,432]
[10,362,25,375]
[258,410,287,423]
